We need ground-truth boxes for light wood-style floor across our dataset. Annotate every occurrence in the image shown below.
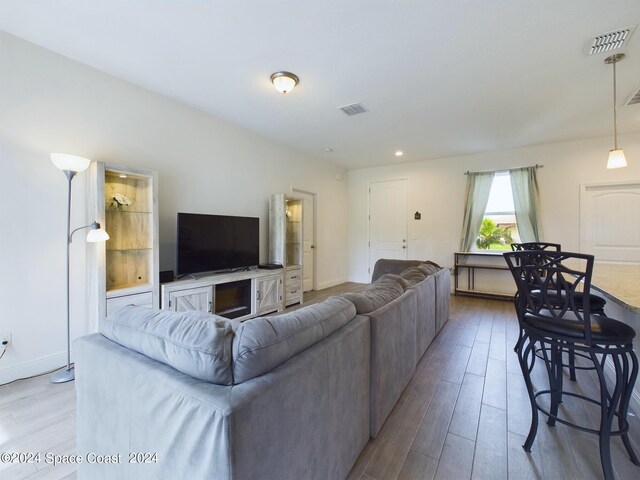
[1,286,639,480]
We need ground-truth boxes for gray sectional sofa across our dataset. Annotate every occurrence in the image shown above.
[346,258,451,437]
[75,259,450,479]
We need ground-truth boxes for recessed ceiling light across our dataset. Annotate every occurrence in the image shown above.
[395,151,403,157]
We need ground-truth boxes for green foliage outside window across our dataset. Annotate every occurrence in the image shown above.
[476,218,513,250]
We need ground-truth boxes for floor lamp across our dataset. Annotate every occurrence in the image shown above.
[50,153,109,384]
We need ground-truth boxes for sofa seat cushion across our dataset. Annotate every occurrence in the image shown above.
[100,305,236,385]
[342,276,405,314]
[232,296,356,384]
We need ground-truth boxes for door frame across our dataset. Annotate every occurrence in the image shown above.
[291,187,317,291]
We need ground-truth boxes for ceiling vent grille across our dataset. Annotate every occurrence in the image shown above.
[626,84,640,106]
[587,25,636,55]
[339,102,368,116]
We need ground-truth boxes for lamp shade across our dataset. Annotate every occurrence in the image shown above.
[270,72,299,94]
[607,149,627,169]
[51,153,91,173]
[86,228,110,243]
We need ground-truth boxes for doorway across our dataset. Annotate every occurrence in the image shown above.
[368,179,408,277]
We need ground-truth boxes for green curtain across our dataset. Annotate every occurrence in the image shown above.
[459,171,495,252]
[510,166,541,242]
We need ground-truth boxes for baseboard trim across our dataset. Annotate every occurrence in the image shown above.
[0,352,68,385]
[317,277,348,290]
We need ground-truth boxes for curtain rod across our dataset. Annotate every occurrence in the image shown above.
[464,164,544,175]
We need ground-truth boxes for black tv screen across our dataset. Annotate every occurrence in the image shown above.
[176,213,259,275]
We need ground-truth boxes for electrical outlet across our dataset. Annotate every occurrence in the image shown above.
[0,332,11,347]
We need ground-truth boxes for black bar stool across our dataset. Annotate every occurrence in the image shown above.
[510,241,562,251]
[511,242,607,315]
[504,250,639,480]
[510,242,607,381]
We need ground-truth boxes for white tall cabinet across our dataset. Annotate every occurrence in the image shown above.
[269,193,303,306]
[88,162,159,327]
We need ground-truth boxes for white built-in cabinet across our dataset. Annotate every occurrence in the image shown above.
[269,193,303,306]
[88,162,159,326]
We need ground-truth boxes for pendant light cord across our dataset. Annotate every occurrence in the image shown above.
[613,58,618,150]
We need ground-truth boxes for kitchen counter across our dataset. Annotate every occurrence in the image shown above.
[590,262,640,313]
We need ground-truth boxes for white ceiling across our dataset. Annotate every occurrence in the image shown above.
[1,1,640,169]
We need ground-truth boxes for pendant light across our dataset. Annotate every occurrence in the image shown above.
[605,54,627,169]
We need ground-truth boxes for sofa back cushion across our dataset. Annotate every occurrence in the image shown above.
[398,266,428,286]
[416,263,441,276]
[371,259,424,282]
[100,305,236,385]
[342,275,405,314]
[232,296,356,384]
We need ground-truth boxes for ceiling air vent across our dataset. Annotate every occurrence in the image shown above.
[626,83,640,106]
[339,102,368,116]
[587,25,636,55]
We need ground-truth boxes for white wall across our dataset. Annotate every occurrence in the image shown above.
[0,32,348,383]
[348,133,640,282]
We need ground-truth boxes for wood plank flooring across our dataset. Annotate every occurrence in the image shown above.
[1,287,639,479]
[348,295,640,480]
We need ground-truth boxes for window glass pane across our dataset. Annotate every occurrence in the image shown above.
[474,172,520,251]
[485,173,514,214]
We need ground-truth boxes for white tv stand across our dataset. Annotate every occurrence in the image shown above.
[161,268,284,321]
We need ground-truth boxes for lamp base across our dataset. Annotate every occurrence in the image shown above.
[50,366,75,384]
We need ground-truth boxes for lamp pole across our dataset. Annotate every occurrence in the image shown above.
[51,170,77,383]
[49,153,108,384]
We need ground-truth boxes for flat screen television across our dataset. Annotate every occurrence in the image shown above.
[176,213,259,275]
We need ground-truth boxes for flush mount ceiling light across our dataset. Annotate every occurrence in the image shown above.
[605,54,627,169]
[395,151,404,157]
[270,71,299,94]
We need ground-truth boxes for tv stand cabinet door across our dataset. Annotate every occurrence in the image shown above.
[256,275,283,315]
[167,286,213,313]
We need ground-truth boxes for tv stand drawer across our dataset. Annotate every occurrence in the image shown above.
[106,292,153,316]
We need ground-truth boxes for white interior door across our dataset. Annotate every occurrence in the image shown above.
[580,182,640,262]
[292,190,316,292]
[301,195,315,292]
[368,179,408,277]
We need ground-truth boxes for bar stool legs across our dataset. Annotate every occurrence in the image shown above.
[517,332,640,479]
[517,332,539,452]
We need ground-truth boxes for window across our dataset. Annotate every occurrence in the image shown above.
[475,173,520,250]
[460,166,539,253]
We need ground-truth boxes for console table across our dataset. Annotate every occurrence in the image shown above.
[454,252,514,301]
[161,268,284,321]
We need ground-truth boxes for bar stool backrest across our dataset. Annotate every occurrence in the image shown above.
[510,242,561,251]
[503,250,595,345]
